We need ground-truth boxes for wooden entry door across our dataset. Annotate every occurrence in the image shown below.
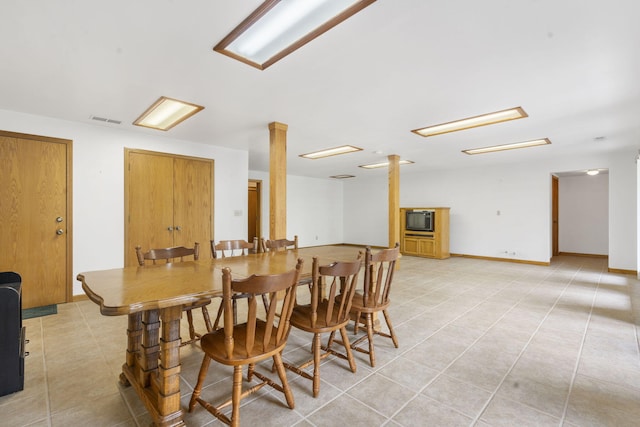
[125,149,214,266]
[0,131,72,309]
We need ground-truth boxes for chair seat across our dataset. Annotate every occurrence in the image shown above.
[349,292,391,313]
[200,321,287,365]
[290,302,350,333]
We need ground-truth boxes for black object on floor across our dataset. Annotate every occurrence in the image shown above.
[0,271,26,397]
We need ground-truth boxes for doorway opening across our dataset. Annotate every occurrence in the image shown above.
[248,180,262,245]
[551,169,609,262]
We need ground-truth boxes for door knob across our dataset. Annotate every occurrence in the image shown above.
[175,226,182,231]
[56,217,64,223]
[167,226,173,231]
[56,229,64,235]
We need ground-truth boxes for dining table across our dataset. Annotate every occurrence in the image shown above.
[77,244,364,427]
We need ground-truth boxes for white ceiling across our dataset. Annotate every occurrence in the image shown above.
[1,0,638,179]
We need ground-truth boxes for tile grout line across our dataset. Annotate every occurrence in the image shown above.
[39,318,53,427]
[558,262,604,425]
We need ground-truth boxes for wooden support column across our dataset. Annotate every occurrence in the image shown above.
[388,154,400,248]
[269,122,288,240]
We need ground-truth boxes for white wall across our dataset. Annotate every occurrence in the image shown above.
[248,171,344,247]
[343,176,388,247]
[0,109,248,296]
[343,164,550,260]
[343,149,637,271]
[558,174,608,255]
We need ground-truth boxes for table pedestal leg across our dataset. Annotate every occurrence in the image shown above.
[120,307,185,427]
[156,306,183,421]
[120,312,142,386]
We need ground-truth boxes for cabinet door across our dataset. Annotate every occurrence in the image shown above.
[403,237,420,255]
[126,152,174,266]
[419,239,436,257]
[173,157,213,250]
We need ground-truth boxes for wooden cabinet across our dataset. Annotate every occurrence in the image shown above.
[124,149,214,266]
[400,207,450,259]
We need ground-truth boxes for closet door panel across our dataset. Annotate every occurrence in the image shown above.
[126,151,174,266]
[172,157,213,250]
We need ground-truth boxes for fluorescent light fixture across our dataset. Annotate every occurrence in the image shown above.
[359,160,414,169]
[214,0,376,70]
[412,107,528,137]
[462,138,551,155]
[330,174,355,179]
[586,169,600,176]
[300,145,362,159]
[133,96,204,131]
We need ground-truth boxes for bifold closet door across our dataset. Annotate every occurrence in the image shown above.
[125,149,213,267]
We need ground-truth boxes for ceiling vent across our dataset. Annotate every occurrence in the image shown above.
[90,115,122,125]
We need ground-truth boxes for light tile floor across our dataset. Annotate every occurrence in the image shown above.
[2,255,640,426]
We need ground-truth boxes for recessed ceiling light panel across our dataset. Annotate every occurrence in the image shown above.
[300,145,362,159]
[215,0,377,70]
[359,160,414,169]
[133,96,204,131]
[462,138,551,155]
[412,107,528,138]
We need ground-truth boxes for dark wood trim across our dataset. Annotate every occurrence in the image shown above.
[608,268,636,275]
[557,251,608,258]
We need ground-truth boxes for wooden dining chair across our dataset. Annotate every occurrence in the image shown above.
[283,256,362,397]
[211,238,258,258]
[260,235,314,288]
[348,243,400,367]
[188,259,303,427]
[210,239,266,329]
[260,235,298,252]
[135,242,213,346]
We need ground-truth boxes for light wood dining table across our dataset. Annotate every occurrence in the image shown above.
[77,245,363,427]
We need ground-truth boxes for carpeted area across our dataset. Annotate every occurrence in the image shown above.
[22,304,57,319]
